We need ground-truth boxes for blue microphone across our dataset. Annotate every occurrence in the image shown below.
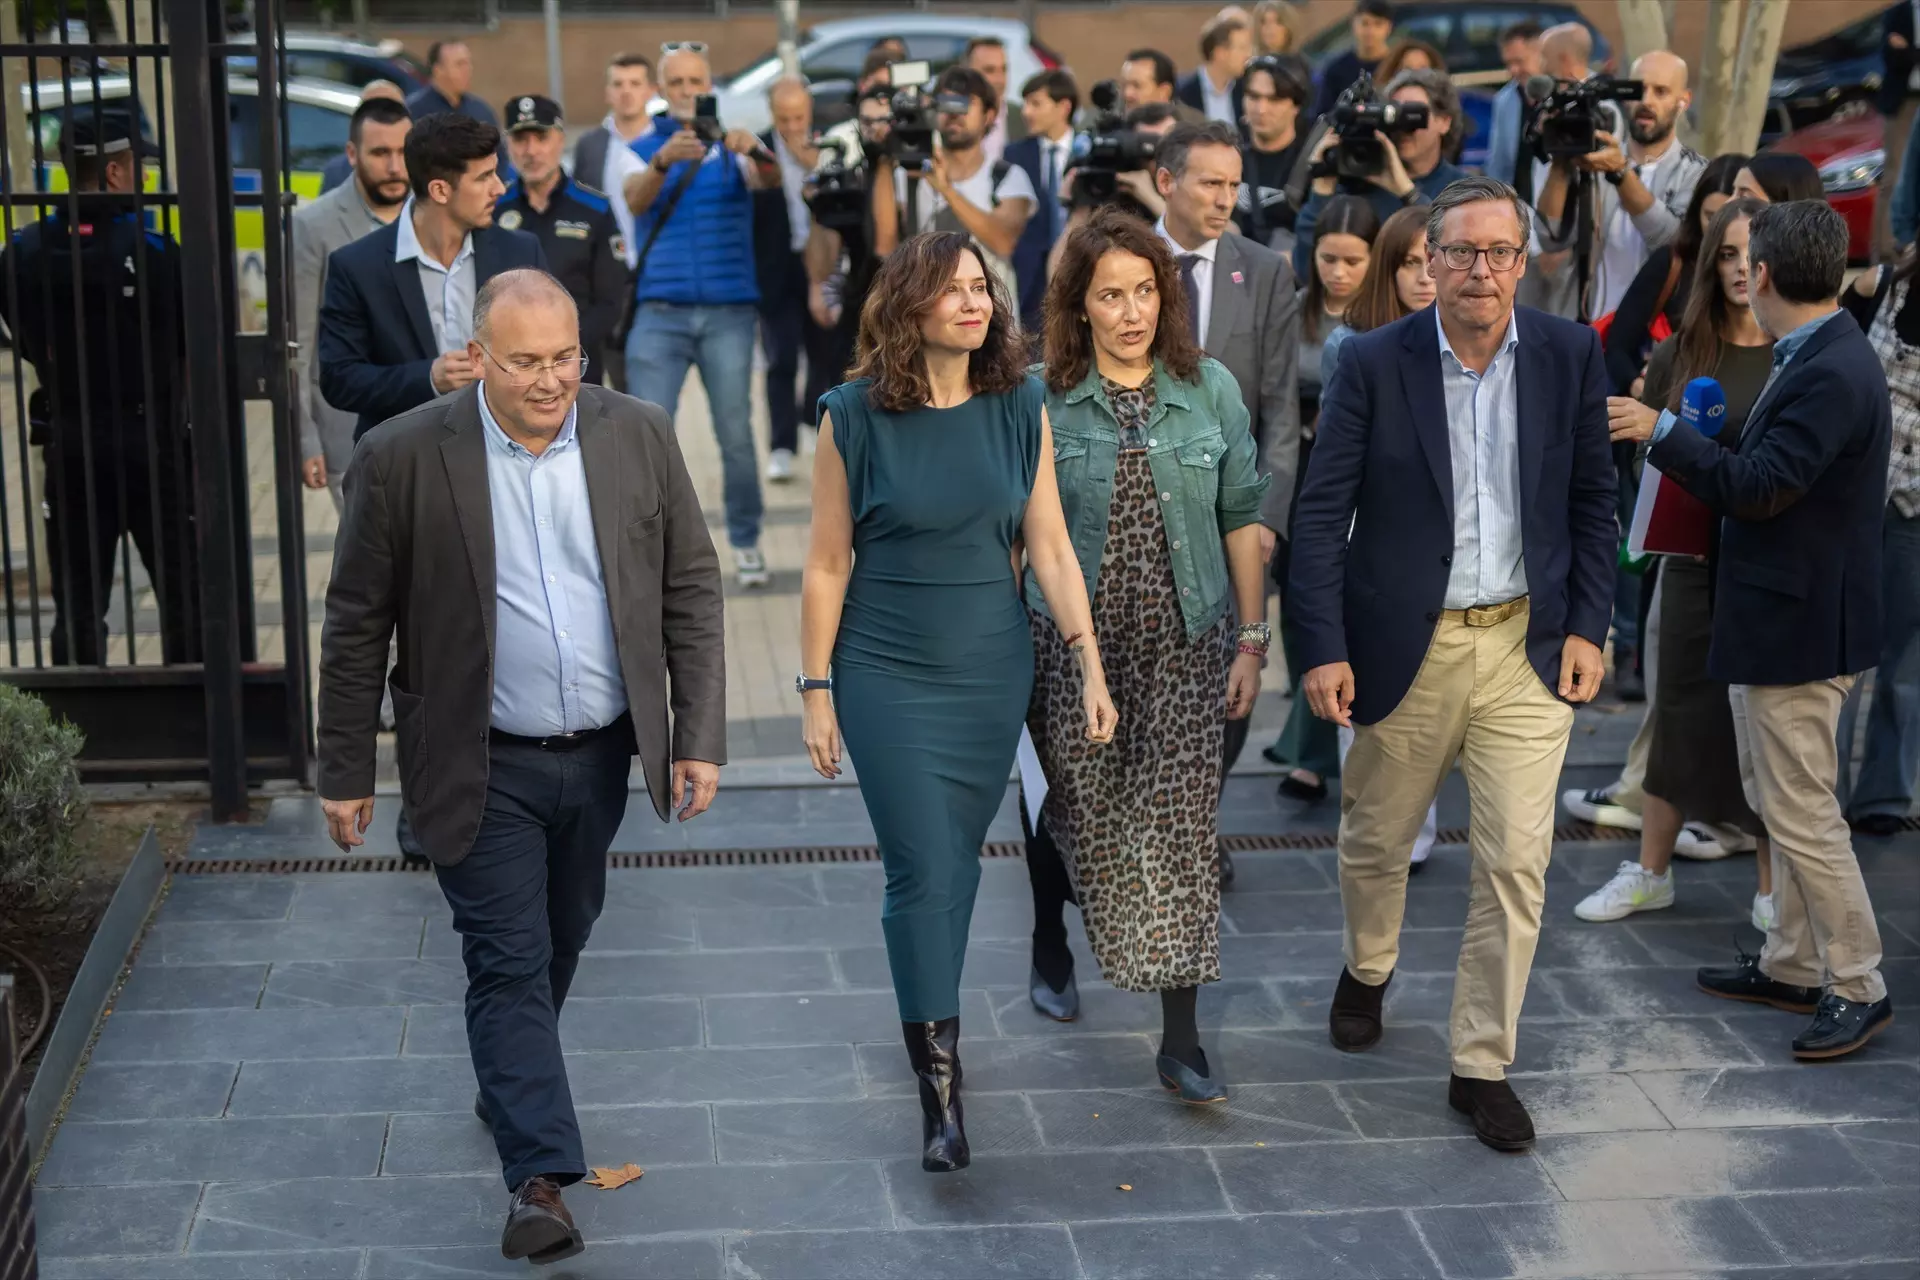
[1679,376,1727,440]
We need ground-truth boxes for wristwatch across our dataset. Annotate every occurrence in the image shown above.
[796,675,833,694]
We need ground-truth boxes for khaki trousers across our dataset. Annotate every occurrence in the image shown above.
[1340,605,1574,1080]
[1730,679,1887,1004]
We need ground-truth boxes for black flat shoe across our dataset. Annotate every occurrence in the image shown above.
[902,1018,969,1172]
[1218,844,1236,891]
[1329,967,1389,1052]
[1279,774,1329,802]
[1448,1074,1535,1152]
[1793,993,1894,1060]
[1697,950,1820,1014]
[1157,1050,1227,1104]
[1029,964,1079,1022]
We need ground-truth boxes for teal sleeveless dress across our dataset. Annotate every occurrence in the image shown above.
[819,375,1044,1023]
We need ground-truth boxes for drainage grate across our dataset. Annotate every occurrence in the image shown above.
[163,821,1675,875]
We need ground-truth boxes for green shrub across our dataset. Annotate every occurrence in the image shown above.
[0,683,88,906]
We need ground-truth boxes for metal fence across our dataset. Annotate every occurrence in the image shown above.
[0,976,33,1280]
[0,0,310,814]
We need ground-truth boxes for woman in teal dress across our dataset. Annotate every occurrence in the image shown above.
[799,231,1118,1173]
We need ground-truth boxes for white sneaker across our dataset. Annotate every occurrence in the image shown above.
[1562,783,1644,831]
[766,448,795,482]
[734,547,770,588]
[1673,822,1731,861]
[1751,892,1777,934]
[1574,861,1676,922]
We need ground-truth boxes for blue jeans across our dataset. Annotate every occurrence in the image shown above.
[626,301,763,549]
[1838,506,1920,818]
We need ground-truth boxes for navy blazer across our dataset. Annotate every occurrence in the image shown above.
[1003,135,1059,331]
[1175,70,1245,137]
[317,218,547,440]
[1648,310,1890,687]
[1289,306,1618,724]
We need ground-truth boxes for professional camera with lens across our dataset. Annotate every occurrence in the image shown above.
[883,59,960,172]
[1524,74,1644,161]
[1310,74,1428,185]
[1065,79,1161,207]
[805,136,868,233]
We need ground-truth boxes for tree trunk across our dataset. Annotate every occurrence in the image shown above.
[1726,0,1791,154]
[1697,0,1746,155]
[1616,0,1670,70]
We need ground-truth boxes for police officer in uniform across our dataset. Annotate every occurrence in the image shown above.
[0,110,198,665]
[496,94,628,383]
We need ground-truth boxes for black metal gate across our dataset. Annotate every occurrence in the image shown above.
[0,0,310,818]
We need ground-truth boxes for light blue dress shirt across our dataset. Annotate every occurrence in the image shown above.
[394,198,477,353]
[1436,306,1529,609]
[1652,309,1839,443]
[478,389,628,736]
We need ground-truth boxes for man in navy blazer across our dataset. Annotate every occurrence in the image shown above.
[1290,176,1616,1151]
[319,112,546,442]
[1173,8,1251,136]
[1621,200,1894,1060]
[1004,70,1078,332]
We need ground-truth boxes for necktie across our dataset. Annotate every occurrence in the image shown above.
[1043,143,1060,241]
[1179,253,1202,346]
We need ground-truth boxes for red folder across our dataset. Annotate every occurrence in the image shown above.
[1627,464,1713,559]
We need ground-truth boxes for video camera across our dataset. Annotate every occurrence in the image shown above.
[1523,74,1643,161]
[1310,73,1427,185]
[806,136,867,233]
[885,60,970,172]
[1065,79,1161,207]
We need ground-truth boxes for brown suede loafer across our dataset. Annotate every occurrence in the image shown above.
[1448,1074,1536,1152]
[501,1174,584,1264]
[1328,967,1390,1052]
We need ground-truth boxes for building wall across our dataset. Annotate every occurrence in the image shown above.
[369,0,1889,132]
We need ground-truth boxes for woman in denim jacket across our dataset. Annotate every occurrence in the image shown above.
[1024,208,1271,1102]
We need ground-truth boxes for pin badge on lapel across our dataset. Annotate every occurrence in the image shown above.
[1231,271,1244,284]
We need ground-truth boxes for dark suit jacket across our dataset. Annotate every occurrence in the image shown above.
[1289,307,1618,723]
[1003,135,1059,331]
[1176,70,1245,135]
[317,219,547,440]
[1649,310,1890,687]
[752,128,805,304]
[317,383,727,866]
[1206,232,1301,531]
[1883,1,1920,115]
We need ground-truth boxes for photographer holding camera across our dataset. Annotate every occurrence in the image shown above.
[1234,53,1312,253]
[804,78,895,378]
[1533,50,1702,320]
[1044,102,1180,278]
[1290,68,1467,280]
[871,66,1036,308]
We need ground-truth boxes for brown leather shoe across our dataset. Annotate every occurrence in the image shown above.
[501,1175,584,1263]
[1328,967,1390,1052]
[1448,1074,1536,1152]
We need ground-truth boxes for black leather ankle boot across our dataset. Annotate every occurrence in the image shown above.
[902,1018,969,1173]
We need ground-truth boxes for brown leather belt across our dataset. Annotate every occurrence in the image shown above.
[1445,596,1529,628]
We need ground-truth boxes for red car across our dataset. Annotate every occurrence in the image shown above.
[1771,106,1884,262]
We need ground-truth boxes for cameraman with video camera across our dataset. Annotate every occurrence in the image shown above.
[803,73,895,379]
[1234,53,1313,253]
[1532,50,1702,321]
[871,65,1036,307]
[1290,67,1466,279]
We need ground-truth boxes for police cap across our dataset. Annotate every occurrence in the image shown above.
[504,94,564,133]
[62,108,161,159]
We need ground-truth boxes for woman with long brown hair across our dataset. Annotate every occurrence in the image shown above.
[1025,208,1269,1103]
[1581,198,1776,929]
[800,231,1118,1172]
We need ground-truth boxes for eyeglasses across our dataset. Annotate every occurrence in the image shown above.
[477,344,589,386]
[661,40,708,56]
[1435,243,1524,273]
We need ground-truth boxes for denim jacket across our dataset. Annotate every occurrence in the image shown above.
[1025,356,1269,639]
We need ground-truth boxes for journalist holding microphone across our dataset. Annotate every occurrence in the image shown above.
[1608,199,1896,1061]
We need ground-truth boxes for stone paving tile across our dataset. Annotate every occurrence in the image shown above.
[113,962,269,1012]
[157,877,296,922]
[63,1061,240,1122]
[1630,1064,1920,1128]
[33,1183,203,1257]
[1534,1126,1882,1201]
[712,1094,1043,1163]
[37,1116,387,1187]
[565,948,839,998]
[1025,1083,1355,1149]
[1411,1196,1787,1278]
[362,1239,725,1278]
[560,1162,894,1235]
[704,989,996,1047]
[190,1175,504,1251]
[983,980,1304,1039]
[856,1033,1159,1097]
[382,1104,716,1175]
[422,908,697,958]
[88,1007,406,1064]
[261,958,468,1007]
[1542,964,1754,1020]
[1218,928,1464,979]
[721,1225,1078,1280]
[837,935,1104,992]
[40,1252,364,1280]
[1213,1137,1560,1213]
[561,1045,861,1105]
[884,1148,1229,1227]
[1070,1210,1442,1279]
[287,873,451,918]
[1510,1016,1764,1075]
[1214,1024,1453,1084]
[1264,970,1568,1026]
[599,866,826,910]
[1834,1119,1920,1185]
[226,1056,481,1116]
[143,915,426,965]
[401,997,705,1055]
[1338,1073,1669,1140]
[1744,1187,1920,1267]
[692,903,901,950]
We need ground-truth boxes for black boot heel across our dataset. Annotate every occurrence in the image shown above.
[902,1018,970,1172]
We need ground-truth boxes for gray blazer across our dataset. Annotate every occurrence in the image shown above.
[291,180,386,471]
[1206,231,1301,531]
[317,383,727,866]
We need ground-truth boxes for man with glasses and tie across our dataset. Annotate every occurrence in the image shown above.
[1006,68,1078,331]
[1290,176,1616,1152]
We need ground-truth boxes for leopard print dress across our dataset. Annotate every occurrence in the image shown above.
[1028,376,1232,993]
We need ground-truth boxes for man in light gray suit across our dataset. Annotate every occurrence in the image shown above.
[293,96,412,510]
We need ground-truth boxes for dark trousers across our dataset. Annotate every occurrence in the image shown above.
[42,435,199,666]
[758,255,835,453]
[432,730,631,1190]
